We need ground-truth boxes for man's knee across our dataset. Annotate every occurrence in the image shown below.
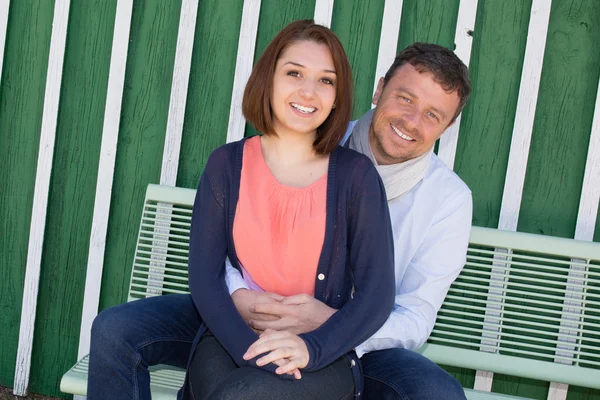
[362,348,466,400]
[91,304,136,350]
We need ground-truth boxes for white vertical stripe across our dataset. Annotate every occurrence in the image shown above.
[75,0,134,366]
[147,0,200,300]
[476,0,552,392]
[313,0,334,28]
[0,0,9,86]
[225,0,261,143]
[547,79,600,400]
[160,0,198,186]
[498,0,552,231]
[574,79,600,243]
[13,0,71,395]
[437,0,478,170]
[372,0,403,108]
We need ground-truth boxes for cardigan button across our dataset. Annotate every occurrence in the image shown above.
[318,273,325,281]
[351,360,356,367]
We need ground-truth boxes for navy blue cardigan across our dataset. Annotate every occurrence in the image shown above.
[187,138,395,395]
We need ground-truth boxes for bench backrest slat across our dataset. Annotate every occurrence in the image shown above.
[128,184,600,389]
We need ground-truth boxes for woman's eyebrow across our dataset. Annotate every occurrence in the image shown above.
[284,61,336,74]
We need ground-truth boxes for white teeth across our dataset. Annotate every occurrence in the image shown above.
[291,103,316,114]
[391,124,414,141]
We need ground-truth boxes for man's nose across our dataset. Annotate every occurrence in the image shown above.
[403,109,421,130]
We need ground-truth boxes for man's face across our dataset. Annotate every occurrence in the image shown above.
[369,63,461,165]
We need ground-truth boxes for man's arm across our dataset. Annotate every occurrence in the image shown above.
[355,189,472,356]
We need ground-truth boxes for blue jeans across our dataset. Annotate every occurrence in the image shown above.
[88,294,466,399]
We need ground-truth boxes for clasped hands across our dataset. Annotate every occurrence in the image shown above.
[233,289,336,380]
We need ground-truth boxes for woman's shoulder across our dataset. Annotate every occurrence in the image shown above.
[205,139,245,173]
[334,145,378,180]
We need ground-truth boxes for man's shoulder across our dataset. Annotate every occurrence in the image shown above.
[424,154,471,198]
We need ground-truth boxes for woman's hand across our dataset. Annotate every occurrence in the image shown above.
[243,329,309,378]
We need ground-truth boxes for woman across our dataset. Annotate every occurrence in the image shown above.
[185,20,395,399]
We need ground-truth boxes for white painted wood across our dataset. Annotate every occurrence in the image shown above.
[372,0,403,108]
[0,0,9,86]
[313,0,334,28]
[226,0,261,143]
[547,79,600,400]
[498,0,552,231]
[478,0,552,392]
[76,0,134,365]
[160,0,198,186]
[437,0,478,170]
[147,0,200,299]
[13,0,71,395]
[574,78,600,243]
[547,383,569,400]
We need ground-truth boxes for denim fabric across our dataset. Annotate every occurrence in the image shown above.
[188,333,354,400]
[88,294,465,400]
[361,348,467,400]
[87,294,200,400]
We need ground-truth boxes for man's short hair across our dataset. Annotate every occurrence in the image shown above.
[384,43,471,122]
[243,19,353,155]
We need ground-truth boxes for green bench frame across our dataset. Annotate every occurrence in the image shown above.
[61,184,600,399]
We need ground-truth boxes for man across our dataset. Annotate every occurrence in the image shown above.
[88,43,472,399]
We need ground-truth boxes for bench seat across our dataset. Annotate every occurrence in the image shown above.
[61,184,600,399]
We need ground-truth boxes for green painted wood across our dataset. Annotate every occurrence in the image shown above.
[0,0,55,388]
[454,0,533,229]
[26,1,116,396]
[503,1,600,399]
[245,0,316,138]
[330,0,385,119]
[99,0,182,311]
[176,0,244,189]
[396,0,460,52]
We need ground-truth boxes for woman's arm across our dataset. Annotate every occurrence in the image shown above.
[187,149,282,375]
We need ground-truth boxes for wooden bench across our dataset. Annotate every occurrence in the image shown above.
[60,184,600,399]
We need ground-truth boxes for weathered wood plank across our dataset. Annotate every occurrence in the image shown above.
[176,0,244,188]
[99,0,182,312]
[245,0,316,137]
[160,0,198,186]
[330,0,385,117]
[77,0,133,363]
[313,0,334,27]
[26,1,117,396]
[0,0,9,85]
[226,0,261,143]
[13,0,70,395]
[0,0,54,388]
[437,0,478,170]
[370,0,402,110]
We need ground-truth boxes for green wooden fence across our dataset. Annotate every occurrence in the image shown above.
[0,0,598,398]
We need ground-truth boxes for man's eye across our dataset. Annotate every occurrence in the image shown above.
[400,96,411,103]
[426,111,439,121]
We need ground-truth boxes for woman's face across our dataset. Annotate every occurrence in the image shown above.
[270,40,337,138]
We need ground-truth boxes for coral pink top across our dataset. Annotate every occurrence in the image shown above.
[232,136,327,296]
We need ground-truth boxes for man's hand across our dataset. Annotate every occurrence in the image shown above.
[231,289,283,330]
[249,294,337,335]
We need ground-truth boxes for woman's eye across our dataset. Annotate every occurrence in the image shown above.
[287,71,301,77]
[320,78,334,85]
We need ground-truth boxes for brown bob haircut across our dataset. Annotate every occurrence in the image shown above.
[242,20,353,155]
[383,42,471,123]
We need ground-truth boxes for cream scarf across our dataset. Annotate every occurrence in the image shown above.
[348,109,431,201]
